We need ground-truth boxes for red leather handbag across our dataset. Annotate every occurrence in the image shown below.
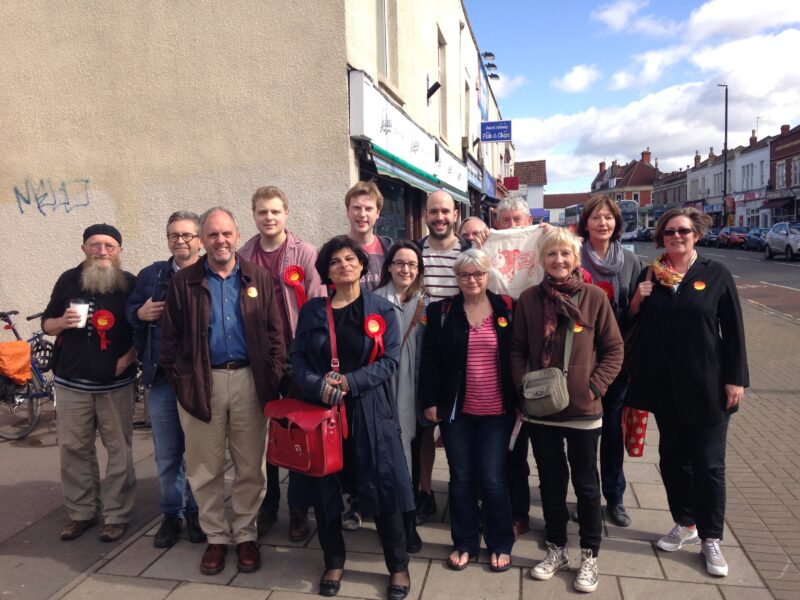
[263,297,349,476]
[263,398,348,476]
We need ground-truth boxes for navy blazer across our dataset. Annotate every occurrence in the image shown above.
[626,256,749,425]
[290,289,415,519]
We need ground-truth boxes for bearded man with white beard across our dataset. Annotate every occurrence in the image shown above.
[42,224,138,543]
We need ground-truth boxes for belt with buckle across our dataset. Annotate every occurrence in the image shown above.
[211,360,250,370]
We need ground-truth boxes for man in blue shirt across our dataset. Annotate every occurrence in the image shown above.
[160,207,286,576]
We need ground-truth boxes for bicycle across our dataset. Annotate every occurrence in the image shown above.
[0,310,54,440]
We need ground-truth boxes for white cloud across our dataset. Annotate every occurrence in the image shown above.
[610,70,635,90]
[591,0,649,32]
[489,74,528,99]
[686,0,800,42]
[551,64,600,93]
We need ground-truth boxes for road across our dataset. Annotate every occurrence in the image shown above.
[631,241,800,321]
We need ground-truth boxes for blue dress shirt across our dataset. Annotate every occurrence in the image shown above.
[205,259,248,365]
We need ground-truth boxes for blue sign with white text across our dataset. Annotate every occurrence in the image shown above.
[481,120,512,142]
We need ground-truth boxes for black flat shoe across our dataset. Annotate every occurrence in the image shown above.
[387,583,410,600]
[319,577,341,597]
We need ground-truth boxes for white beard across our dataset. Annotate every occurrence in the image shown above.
[81,258,128,295]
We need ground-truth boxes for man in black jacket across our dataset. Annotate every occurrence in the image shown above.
[42,224,137,543]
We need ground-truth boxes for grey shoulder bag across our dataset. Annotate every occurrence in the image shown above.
[521,324,574,419]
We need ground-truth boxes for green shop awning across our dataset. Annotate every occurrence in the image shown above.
[372,145,439,194]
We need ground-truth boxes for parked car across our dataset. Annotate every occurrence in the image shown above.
[699,228,720,247]
[744,227,768,251]
[764,222,800,260]
[636,227,653,242]
[718,226,748,248]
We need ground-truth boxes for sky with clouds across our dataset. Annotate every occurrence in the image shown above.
[464,0,800,193]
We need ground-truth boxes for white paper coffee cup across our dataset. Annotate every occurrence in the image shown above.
[70,301,90,328]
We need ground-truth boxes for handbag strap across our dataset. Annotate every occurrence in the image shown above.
[401,298,425,348]
[564,290,583,374]
[324,297,348,439]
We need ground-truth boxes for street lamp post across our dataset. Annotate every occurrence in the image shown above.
[718,84,729,224]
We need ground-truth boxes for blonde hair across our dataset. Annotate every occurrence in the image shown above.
[538,226,582,267]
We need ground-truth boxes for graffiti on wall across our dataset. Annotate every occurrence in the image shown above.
[13,178,91,215]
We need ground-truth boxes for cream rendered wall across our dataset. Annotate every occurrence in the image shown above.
[1,0,351,321]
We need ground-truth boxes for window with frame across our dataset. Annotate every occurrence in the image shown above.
[776,162,786,188]
[792,157,800,186]
[437,28,447,141]
[376,0,398,88]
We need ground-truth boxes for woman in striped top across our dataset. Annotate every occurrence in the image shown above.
[419,249,517,573]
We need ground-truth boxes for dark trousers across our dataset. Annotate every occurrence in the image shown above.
[441,413,515,555]
[507,425,532,521]
[528,424,602,555]
[600,376,628,506]
[315,507,409,574]
[655,411,729,540]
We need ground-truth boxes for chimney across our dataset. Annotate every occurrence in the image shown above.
[781,124,791,135]
[694,150,701,168]
[641,147,652,165]
[599,160,606,174]
[654,157,659,169]
[750,129,757,147]
[611,159,618,168]
[708,147,715,161]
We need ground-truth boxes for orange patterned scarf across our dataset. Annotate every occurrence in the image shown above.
[652,252,697,291]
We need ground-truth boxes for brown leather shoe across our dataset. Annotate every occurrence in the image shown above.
[99,523,128,542]
[237,541,261,572]
[201,543,228,575]
[289,509,311,542]
[60,518,98,541]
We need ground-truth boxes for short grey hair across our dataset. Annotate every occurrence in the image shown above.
[459,215,488,234]
[199,206,238,232]
[166,210,199,233]
[497,196,528,215]
[453,248,491,274]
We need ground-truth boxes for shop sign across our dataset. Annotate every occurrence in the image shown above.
[467,157,482,189]
[349,70,435,173]
[724,195,735,213]
[480,120,512,142]
[483,168,496,198]
[435,144,467,192]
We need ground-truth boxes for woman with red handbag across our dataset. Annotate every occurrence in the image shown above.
[627,208,748,578]
[290,235,414,600]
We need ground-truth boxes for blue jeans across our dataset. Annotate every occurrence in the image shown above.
[600,376,627,506]
[441,413,515,555]
[148,381,197,516]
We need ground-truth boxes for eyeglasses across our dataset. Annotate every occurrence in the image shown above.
[662,227,694,237]
[391,260,419,270]
[457,271,487,282]
[86,242,119,253]
[167,233,199,243]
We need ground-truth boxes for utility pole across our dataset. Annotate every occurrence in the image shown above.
[719,84,729,225]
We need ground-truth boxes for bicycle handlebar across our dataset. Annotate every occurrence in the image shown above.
[26,313,44,321]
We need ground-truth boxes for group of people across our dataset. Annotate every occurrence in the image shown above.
[41,182,748,598]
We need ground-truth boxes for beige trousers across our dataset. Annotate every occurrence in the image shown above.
[178,367,267,544]
[55,383,136,524]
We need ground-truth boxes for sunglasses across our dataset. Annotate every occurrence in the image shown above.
[662,227,693,237]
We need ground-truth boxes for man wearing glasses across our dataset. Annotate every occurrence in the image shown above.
[42,224,138,543]
[125,211,206,549]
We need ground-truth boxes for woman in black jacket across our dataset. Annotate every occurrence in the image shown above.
[419,249,516,573]
[627,207,748,578]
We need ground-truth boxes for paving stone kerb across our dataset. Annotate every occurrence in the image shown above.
[3,298,796,600]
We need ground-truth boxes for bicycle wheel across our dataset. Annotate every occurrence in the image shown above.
[0,378,43,440]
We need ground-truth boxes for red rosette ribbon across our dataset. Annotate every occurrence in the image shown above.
[364,314,387,364]
[596,281,614,301]
[283,265,308,309]
[92,309,115,350]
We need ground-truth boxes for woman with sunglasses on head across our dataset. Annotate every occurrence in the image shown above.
[374,241,429,554]
[627,207,748,578]
[290,235,414,599]
[419,249,517,573]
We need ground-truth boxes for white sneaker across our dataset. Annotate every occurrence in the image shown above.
[574,548,598,593]
[341,508,362,530]
[701,538,728,576]
[656,523,700,551]
[529,542,569,580]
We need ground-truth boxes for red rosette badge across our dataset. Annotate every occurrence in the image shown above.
[283,265,308,309]
[596,281,614,301]
[364,314,387,364]
[92,309,115,350]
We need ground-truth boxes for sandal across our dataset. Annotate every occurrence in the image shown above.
[490,552,512,573]
[447,549,476,571]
